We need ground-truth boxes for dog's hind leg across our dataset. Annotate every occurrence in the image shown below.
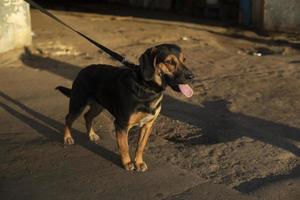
[64,110,84,145]
[64,89,87,145]
[84,102,103,142]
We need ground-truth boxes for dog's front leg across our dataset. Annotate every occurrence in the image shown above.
[134,121,154,172]
[115,127,135,171]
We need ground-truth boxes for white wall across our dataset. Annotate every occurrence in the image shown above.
[0,0,32,53]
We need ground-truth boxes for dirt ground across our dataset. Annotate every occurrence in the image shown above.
[1,3,300,200]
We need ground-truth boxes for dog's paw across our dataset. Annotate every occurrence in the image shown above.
[135,161,148,172]
[89,133,100,142]
[64,136,74,145]
[123,162,135,171]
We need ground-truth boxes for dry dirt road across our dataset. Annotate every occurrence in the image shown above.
[1,4,300,200]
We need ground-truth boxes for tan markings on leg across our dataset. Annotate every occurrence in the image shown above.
[64,126,74,145]
[135,121,154,172]
[64,109,84,145]
[84,104,103,142]
[116,129,134,171]
[88,127,100,142]
[134,106,161,172]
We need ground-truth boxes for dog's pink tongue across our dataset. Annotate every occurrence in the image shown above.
[178,84,193,98]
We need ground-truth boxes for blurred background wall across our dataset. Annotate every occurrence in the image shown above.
[1,0,299,54]
[0,0,32,53]
[263,0,300,32]
[104,0,300,32]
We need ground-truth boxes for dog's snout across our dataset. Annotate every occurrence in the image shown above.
[185,72,195,80]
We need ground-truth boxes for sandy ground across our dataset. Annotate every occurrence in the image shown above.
[1,4,300,200]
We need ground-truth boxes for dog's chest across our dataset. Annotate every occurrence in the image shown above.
[129,107,161,128]
[138,114,155,127]
[128,94,162,128]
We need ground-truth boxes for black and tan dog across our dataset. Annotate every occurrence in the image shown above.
[56,44,194,171]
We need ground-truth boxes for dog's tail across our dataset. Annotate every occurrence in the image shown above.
[55,86,71,97]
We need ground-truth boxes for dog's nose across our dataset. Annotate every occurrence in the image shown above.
[186,73,195,80]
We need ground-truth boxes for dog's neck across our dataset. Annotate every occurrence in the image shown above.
[135,67,166,93]
[122,67,164,102]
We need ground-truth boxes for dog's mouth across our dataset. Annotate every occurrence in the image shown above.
[178,84,194,97]
[169,83,194,98]
[164,74,194,98]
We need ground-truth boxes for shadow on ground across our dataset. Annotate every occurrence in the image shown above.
[162,96,300,155]
[0,91,121,168]
[2,49,297,192]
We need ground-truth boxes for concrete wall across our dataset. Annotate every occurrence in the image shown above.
[263,0,300,32]
[251,0,263,28]
[105,0,173,10]
[0,0,32,53]
[129,0,172,10]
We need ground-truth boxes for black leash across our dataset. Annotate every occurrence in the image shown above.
[24,0,136,68]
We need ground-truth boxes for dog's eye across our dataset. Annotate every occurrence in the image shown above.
[164,60,172,65]
[164,60,176,66]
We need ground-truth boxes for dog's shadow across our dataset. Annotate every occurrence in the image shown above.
[162,95,300,153]
[0,91,121,167]
[11,48,300,192]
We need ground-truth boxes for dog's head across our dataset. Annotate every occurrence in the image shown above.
[139,44,194,97]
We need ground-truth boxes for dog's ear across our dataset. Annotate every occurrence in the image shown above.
[139,47,157,81]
